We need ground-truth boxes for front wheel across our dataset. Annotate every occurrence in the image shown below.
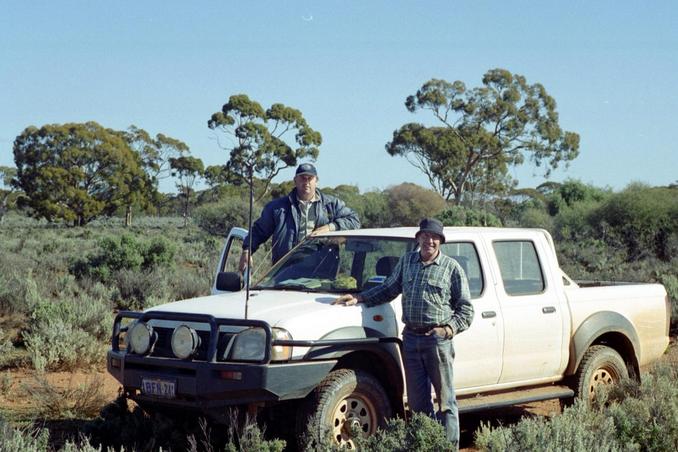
[297,368,392,450]
[573,345,628,404]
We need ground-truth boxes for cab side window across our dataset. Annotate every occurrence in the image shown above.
[440,242,483,298]
[493,241,545,296]
[222,235,243,273]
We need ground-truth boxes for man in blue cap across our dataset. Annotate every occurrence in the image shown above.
[333,218,474,449]
[239,163,361,271]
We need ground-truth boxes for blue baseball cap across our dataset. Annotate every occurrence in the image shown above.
[295,163,318,177]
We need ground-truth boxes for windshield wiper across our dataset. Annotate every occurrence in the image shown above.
[271,283,317,291]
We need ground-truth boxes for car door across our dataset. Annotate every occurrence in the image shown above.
[391,236,504,390]
[486,234,565,383]
[211,227,247,294]
[441,238,503,389]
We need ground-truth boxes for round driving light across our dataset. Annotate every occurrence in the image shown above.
[171,325,200,359]
[128,321,153,355]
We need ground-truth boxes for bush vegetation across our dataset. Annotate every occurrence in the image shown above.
[475,357,678,451]
[0,178,675,450]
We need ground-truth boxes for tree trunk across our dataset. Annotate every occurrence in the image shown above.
[125,205,132,227]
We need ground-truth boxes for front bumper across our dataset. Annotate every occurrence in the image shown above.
[107,350,336,411]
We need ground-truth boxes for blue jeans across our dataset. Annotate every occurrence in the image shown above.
[403,329,459,449]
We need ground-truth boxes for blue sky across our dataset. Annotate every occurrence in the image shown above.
[1,1,676,193]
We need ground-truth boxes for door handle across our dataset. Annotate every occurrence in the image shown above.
[542,306,556,314]
[481,311,497,319]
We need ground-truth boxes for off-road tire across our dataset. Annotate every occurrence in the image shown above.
[573,345,628,404]
[297,368,391,450]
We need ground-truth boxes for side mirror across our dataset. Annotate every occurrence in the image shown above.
[215,272,243,292]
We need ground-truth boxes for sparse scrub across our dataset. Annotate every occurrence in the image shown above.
[23,296,112,371]
[0,370,12,395]
[0,415,50,451]
[70,234,176,283]
[111,268,172,311]
[23,374,108,420]
[354,412,453,451]
[475,356,678,452]
[169,268,211,301]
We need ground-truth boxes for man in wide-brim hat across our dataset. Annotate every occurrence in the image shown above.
[334,217,474,449]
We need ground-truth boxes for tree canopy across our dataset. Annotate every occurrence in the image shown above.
[386,69,580,204]
[13,122,149,226]
[170,155,204,224]
[122,125,190,185]
[207,94,322,200]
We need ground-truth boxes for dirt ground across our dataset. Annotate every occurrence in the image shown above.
[2,339,675,450]
[0,365,560,451]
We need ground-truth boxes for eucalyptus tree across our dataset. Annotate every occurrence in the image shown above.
[13,122,148,226]
[387,68,580,204]
[207,94,322,201]
[121,126,191,221]
[0,165,18,222]
[170,155,204,226]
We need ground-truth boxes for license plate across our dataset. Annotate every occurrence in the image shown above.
[141,378,176,399]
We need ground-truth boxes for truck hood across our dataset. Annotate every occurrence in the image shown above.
[148,290,336,322]
[145,289,394,340]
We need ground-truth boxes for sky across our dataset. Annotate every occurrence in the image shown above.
[1,1,676,194]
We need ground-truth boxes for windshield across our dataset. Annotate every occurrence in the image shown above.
[253,236,414,293]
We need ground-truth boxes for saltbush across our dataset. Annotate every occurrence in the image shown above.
[70,234,176,282]
[23,295,112,371]
[354,412,454,451]
[111,268,172,311]
[476,360,678,452]
[0,415,50,451]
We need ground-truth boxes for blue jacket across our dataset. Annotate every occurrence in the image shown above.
[244,189,361,264]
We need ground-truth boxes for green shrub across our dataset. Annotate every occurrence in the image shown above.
[602,362,678,451]
[591,184,678,261]
[475,401,621,451]
[23,295,112,371]
[517,207,554,231]
[0,328,13,356]
[111,268,172,311]
[476,360,678,452]
[23,374,108,420]
[656,273,678,333]
[354,412,454,451]
[0,415,50,451]
[169,268,211,301]
[0,269,41,315]
[224,423,286,452]
[437,206,502,227]
[194,198,258,237]
[70,234,176,283]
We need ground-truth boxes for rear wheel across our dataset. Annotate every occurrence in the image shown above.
[573,345,628,404]
[297,368,391,450]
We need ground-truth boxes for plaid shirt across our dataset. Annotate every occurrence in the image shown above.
[362,250,474,334]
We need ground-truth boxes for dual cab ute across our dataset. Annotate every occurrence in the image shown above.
[107,227,670,447]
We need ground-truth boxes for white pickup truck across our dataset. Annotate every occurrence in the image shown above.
[107,227,670,447]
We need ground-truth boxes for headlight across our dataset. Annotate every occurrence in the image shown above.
[171,325,200,359]
[227,327,293,362]
[127,321,153,355]
[229,327,266,361]
[271,328,292,361]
